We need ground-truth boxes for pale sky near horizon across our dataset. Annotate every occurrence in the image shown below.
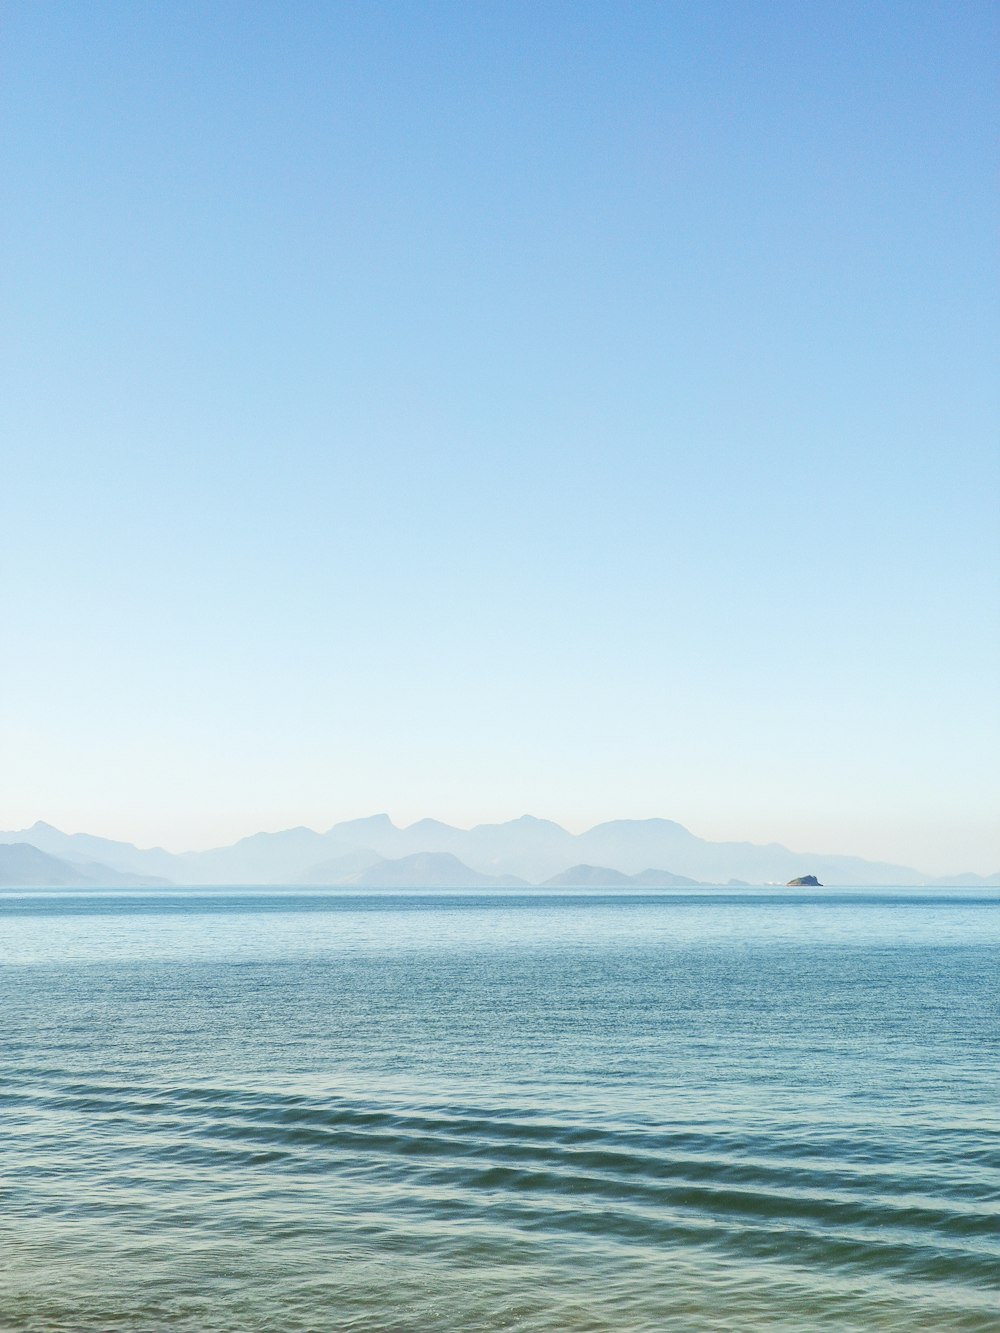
[2,1,998,873]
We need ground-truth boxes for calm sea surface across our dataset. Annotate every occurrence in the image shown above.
[1,886,998,1331]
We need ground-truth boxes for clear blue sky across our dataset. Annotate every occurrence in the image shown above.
[2,0,997,872]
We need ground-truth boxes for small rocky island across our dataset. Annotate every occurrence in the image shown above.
[787,874,822,887]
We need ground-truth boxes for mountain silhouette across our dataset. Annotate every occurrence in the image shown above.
[0,815,951,887]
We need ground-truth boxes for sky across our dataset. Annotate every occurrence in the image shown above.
[1,0,997,873]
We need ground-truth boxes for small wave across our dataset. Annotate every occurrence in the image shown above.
[4,1073,998,1315]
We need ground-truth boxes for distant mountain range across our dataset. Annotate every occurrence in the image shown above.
[1,816,997,889]
[0,842,170,889]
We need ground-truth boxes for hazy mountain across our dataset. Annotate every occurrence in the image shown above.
[322,813,400,854]
[295,849,386,885]
[0,842,169,888]
[629,868,703,887]
[0,821,182,880]
[355,815,924,885]
[391,818,469,855]
[544,864,703,888]
[0,843,95,886]
[576,819,693,873]
[331,852,526,889]
[573,819,922,886]
[0,821,354,886]
[0,815,953,886]
[437,816,577,880]
[543,864,635,887]
[175,827,348,885]
[323,812,576,880]
[926,871,1000,888]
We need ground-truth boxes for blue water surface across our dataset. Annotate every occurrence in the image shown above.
[1,886,998,1331]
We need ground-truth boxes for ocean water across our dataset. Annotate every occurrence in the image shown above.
[1,887,998,1332]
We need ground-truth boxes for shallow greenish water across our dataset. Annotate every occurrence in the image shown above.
[1,887,998,1331]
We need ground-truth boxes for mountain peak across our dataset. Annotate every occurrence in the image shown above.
[586,817,691,835]
[325,813,396,835]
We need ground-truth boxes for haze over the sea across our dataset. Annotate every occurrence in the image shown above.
[2,1,997,871]
[7,809,997,888]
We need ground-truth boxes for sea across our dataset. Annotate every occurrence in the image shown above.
[1,886,998,1332]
